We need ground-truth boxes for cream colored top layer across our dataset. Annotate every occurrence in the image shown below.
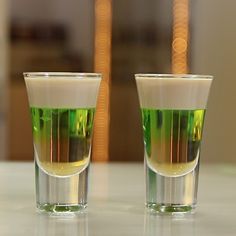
[136,77,212,109]
[25,77,101,108]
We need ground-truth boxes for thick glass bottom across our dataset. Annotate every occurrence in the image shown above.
[145,160,199,216]
[146,203,195,215]
[37,203,87,215]
[35,161,89,216]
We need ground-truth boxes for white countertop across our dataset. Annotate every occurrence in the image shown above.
[0,162,235,236]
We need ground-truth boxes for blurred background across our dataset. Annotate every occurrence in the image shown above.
[0,0,233,163]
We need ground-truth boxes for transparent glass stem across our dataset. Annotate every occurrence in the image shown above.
[35,161,88,215]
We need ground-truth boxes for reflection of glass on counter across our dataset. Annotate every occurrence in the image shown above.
[143,211,195,236]
[36,212,88,236]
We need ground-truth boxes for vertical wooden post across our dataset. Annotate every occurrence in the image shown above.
[172,0,189,73]
[93,0,112,161]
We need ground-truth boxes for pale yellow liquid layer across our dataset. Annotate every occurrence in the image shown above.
[39,158,89,176]
[147,158,197,177]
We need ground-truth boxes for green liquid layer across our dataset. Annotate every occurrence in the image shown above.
[31,107,95,177]
[141,109,205,177]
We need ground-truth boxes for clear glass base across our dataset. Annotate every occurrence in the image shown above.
[37,203,87,215]
[145,162,199,216]
[35,161,89,216]
[146,203,195,215]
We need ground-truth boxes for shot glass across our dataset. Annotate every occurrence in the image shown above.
[24,72,101,215]
[135,74,213,214]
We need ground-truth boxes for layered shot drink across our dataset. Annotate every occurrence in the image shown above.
[135,74,213,214]
[24,73,101,214]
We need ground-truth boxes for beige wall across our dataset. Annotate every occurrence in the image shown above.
[192,0,236,162]
[0,0,8,160]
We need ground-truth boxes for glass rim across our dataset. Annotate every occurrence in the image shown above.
[23,72,102,78]
[135,74,213,80]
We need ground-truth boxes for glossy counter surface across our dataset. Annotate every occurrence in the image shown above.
[0,162,235,236]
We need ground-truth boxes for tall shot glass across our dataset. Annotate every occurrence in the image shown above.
[24,72,101,214]
[135,74,213,214]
